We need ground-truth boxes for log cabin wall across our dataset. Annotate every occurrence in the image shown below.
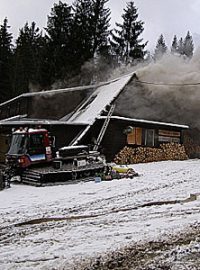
[127,128,182,147]
[84,119,187,162]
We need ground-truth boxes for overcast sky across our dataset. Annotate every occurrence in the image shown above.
[1,0,200,50]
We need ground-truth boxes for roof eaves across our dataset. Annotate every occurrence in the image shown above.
[98,116,189,129]
[0,118,87,126]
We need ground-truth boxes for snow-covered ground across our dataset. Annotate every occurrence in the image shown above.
[1,159,200,269]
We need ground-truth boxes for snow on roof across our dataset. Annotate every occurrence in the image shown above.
[98,116,189,129]
[0,85,96,108]
[67,73,135,125]
[0,114,27,122]
[0,118,86,126]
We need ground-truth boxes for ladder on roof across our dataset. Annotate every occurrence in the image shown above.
[93,104,115,151]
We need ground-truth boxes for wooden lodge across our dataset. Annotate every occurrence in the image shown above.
[0,72,191,163]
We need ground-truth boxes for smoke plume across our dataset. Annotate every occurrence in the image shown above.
[115,51,200,131]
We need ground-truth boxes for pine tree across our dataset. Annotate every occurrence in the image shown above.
[82,0,112,83]
[110,1,147,65]
[13,22,44,94]
[171,35,178,54]
[44,0,112,86]
[91,0,111,56]
[0,18,13,102]
[72,0,93,68]
[45,1,74,82]
[154,34,167,60]
[177,37,184,55]
[183,31,194,58]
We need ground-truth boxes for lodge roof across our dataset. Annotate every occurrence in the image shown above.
[0,72,189,131]
[0,84,96,108]
[98,116,189,129]
[0,117,86,126]
[65,72,134,124]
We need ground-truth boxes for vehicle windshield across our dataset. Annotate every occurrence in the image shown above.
[7,134,27,155]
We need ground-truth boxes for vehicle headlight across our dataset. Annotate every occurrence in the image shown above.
[18,157,25,164]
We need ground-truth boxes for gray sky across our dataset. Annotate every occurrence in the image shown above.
[0,0,200,50]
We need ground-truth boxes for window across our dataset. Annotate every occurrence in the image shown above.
[8,134,27,155]
[29,134,44,147]
[81,95,97,110]
[127,127,142,145]
[145,129,155,147]
[28,134,45,155]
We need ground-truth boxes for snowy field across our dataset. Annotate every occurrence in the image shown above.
[1,159,200,269]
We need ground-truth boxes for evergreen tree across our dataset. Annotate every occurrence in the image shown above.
[81,0,112,84]
[183,31,194,58]
[44,0,112,86]
[110,1,147,64]
[91,0,111,56]
[171,35,178,54]
[13,22,44,94]
[154,34,167,60]
[72,0,93,69]
[0,18,13,102]
[177,37,184,55]
[45,1,74,82]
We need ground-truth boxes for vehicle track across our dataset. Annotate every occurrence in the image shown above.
[0,193,198,246]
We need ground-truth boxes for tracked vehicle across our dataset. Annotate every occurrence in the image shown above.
[3,127,106,186]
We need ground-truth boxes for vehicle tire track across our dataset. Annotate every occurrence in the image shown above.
[0,194,198,245]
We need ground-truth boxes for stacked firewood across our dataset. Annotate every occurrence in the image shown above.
[114,143,188,165]
[160,143,188,160]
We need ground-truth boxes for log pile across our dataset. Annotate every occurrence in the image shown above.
[114,143,188,165]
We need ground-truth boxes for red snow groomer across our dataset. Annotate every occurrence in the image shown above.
[3,127,106,186]
[7,127,53,168]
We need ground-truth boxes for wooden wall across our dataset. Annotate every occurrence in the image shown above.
[82,119,186,161]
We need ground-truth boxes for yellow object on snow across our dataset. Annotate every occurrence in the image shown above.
[112,165,133,174]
